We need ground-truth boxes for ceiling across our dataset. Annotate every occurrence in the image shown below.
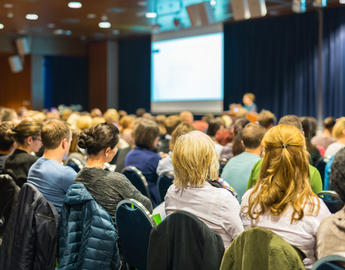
[0,0,343,40]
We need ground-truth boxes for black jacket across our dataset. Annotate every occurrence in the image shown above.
[0,183,59,270]
[147,211,225,270]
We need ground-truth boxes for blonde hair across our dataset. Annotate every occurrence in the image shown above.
[76,115,92,130]
[172,131,219,189]
[244,93,255,102]
[332,117,345,139]
[119,115,136,132]
[104,108,119,124]
[244,125,320,223]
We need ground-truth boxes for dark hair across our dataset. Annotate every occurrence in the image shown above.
[41,119,70,149]
[0,122,15,151]
[278,115,303,131]
[9,119,42,145]
[232,118,250,156]
[206,120,222,137]
[330,148,345,202]
[258,109,276,129]
[164,115,181,135]
[133,119,159,150]
[242,123,266,149]
[78,123,119,155]
[324,117,336,131]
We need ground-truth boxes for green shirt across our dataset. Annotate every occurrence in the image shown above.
[246,159,323,194]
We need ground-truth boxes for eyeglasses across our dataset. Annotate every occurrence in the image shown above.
[33,137,42,142]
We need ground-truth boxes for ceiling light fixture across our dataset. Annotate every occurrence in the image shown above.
[26,14,38,20]
[98,21,111,29]
[87,13,96,19]
[68,2,82,9]
[4,3,13,8]
[210,0,216,6]
[48,23,55,28]
[340,0,345,4]
[7,12,14,18]
[0,24,4,29]
[145,12,157,18]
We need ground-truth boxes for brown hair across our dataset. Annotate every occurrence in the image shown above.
[278,115,303,131]
[41,119,71,149]
[170,122,195,151]
[9,119,42,145]
[0,122,15,151]
[258,109,276,129]
[133,119,159,150]
[242,123,266,149]
[165,115,182,135]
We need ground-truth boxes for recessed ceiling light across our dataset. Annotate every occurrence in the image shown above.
[48,23,55,28]
[4,3,13,8]
[7,12,14,18]
[26,14,38,20]
[87,13,96,19]
[145,12,157,18]
[0,24,4,29]
[68,2,82,9]
[98,21,111,29]
[53,29,64,35]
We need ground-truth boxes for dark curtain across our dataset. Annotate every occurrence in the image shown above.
[224,12,319,119]
[43,56,88,110]
[322,7,345,118]
[118,36,151,114]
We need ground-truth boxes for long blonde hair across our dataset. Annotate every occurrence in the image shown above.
[244,125,319,223]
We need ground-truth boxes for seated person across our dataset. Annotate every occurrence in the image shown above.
[247,115,323,194]
[125,119,161,204]
[157,115,181,154]
[241,125,330,269]
[4,119,42,187]
[317,148,345,260]
[258,109,276,131]
[156,122,195,177]
[300,117,321,166]
[221,123,265,202]
[75,123,152,221]
[28,119,76,213]
[312,116,336,152]
[324,117,345,162]
[242,92,257,112]
[0,122,15,170]
[64,129,86,172]
[165,131,244,248]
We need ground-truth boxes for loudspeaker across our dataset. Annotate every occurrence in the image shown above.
[231,0,250,21]
[15,38,30,55]
[186,2,215,27]
[8,56,23,73]
[248,0,267,18]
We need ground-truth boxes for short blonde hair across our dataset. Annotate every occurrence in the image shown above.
[76,115,92,130]
[332,117,345,139]
[244,93,255,102]
[172,131,219,189]
[104,108,119,124]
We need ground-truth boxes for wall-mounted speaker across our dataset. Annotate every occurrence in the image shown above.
[186,2,215,27]
[231,0,251,21]
[15,38,30,55]
[8,55,23,73]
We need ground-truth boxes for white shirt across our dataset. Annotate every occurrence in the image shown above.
[165,182,244,248]
[324,142,345,162]
[241,188,331,269]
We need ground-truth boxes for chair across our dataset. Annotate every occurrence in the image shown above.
[116,199,156,270]
[122,166,151,199]
[315,157,326,186]
[219,228,305,270]
[147,210,225,270]
[318,191,344,214]
[312,255,345,270]
[157,171,174,201]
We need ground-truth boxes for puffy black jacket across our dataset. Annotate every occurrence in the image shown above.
[0,182,59,270]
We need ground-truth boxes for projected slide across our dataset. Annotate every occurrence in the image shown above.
[151,32,223,103]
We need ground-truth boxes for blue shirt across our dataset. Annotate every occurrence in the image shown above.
[28,157,76,213]
[221,152,260,202]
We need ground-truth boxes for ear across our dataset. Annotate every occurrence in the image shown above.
[240,140,245,147]
[61,138,68,150]
[26,136,33,145]
[104,147,111,156]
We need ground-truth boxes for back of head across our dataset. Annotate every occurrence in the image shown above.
[170,122,195,150]
[323,116,336,132]
[179,111,194,124]
[78,123,119,155]
[332,117,345,139]
[90,108,102,118]
[120,115,136,131]
[10,119,42,145]
[136,108,146,118]
[215,129,233,146]
[133,119,159,150]
[42,119,71,149]
[76,115,92,130]
[278,115,303,131]
[330,148,345,202]
[165,115,181,135]
[172,131,219,189]
[0,108,17,122]
[206,119,222,137]
[232,118,250,156]
[300,117,317,139]
[258,110,276,129]
[242,123,266,149]
[0,122,15,151]
[246,125,318,223]
[104,108,119,124]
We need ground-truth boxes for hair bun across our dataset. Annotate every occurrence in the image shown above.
[78,132,94,149]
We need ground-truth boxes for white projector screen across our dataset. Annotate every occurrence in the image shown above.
[151,25,224,114]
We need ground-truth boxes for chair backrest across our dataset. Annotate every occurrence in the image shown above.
[157,171,174,201]
[312,255,345,270]
[318,191,344,214]
[220,227,305,270]
[116,199,155,270]
[122,166,151,199]
[0,172,19,237]
[315,157,326,186]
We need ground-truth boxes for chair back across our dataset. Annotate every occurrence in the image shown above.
[116,199,155,270]
[312,255,345,270]
[157,172,174,201]
[315,157,326,186]
[318,191,344,214]
[122,166,151,199]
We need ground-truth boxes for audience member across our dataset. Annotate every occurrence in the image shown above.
[27,119,76,213]
[104,108,119,126]
[241,125,330,268]
[136,107,146,118]
[324,117,345,162]
[64,129,86,172]
[207,119,224,157]
[312,116,336,150]
[76,115,92,130]
[179,111,194,124]
[258,109,276,130]
[242,93,257,112]
[216,129,234,160]
[125,119,161,204]
[221,123,265,202]
[157,115,181,154]
[317,148,345,260]
[165,131,244,248]
[90,108,102,118]
[0,108,17,122]
[0,122,15,170]
[232,118,250,157]
[75,123,152,221]
[119,115,136,146]
[4,119,42,187]
[301,117,321,166]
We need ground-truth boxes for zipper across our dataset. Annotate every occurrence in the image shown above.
[36,213,55,221]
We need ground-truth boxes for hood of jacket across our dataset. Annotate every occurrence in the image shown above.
[64,183,93,205]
